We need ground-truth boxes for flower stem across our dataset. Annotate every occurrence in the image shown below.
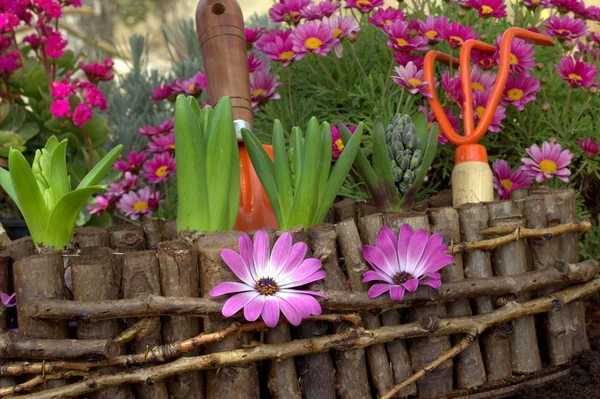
[285,67,294,124]
[350,42,375,97]
[568,94,592,133]
[562,89,572,136]
[382,59,396,101]
[313,53,339,88]
[82,127,95,168]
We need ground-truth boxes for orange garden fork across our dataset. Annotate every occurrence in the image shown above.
[423,27,555,207]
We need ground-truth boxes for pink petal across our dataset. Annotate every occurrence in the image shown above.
[239,234,257,280]
[279,258,323,286]
[277,293,311,318]
[253,230,270,277]
[397,224,413,268]
[362,270,393,283]
[222,292,258,317]
[527,144,543,162]
[368,283,393,299]
[275,242,308,281]
[281,289,328,299]
[209,281,253,297]
[402,278,419,292]
[279,298,303,325]
[220,249,254,285]
[376,227,399,268]
[262,297,281,327]
[423,254,454,273]
[282,270,327,288]
[362,246,395,278]
[405,230,429,274]
[413,233,446,276]
[244,294,266,321]
[281,291,323,315]
[389,286,406,301]
[421,278,441,289]
[269,232,292,275]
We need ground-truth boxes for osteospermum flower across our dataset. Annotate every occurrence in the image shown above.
[368,6,406,27]
[248,53,268,75]
[441,71,462,103]
[88,196,111,217]
[521,142,573,182]
[331,124,357,158]
[468,0,507,18]
[502,74,541,111]
[117,187,161,221]
[555,56,599,90]
[291,20,338,59]
[472,49,497,70]
[551,0,581,13]
[300,1,340,20]
[346,0,384,13]
[106,172,138,199]
[114,150,147,173]
[209,231,327,328]
[493,36,535,74]
[392,62,432,97]
[255,29,292,52]
[250,71,281,107]
[362,226,453,301]
[148,132,175,153]
[143,152,176,184]
[384,20,428,52]
[440,22,478,48]
[468,65,496,94]
[468,91,506,132]
[324,15,361,57]
[578,136,598,157]
[245,27,265,50]
[418,15,448,44]
[171,72,208,97]
[394,52,424,69]
[261,34,296,66]
[417,105,459,144]
[269,0,311,24]
[139,119,175,137]
[543,15,588,41]
[492,160,532,200]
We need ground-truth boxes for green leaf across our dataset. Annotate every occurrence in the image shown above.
[0,167,18,208]
[372,122,395,185]
[248,129,274,177]
[8,149,50,245]
[187,96,201,118]
[48,139,69,206]
[412,110,429,152]
[291,127,303,191]
[82,115,110,147]
[44,186,105,249]
[199,105,213,141]
[317,122,332,200]
[77,145,123,189]
[18,122,40,142]
[339,124,379,194]
[272,120,293,227]
[23,66,48,97]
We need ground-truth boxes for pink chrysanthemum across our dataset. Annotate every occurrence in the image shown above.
[440,21,478,48]
[417,15,448,44]
[392,62,432,97]
[468,65,496,94]
[106,172,138,199]
[245,27,265,50]
[501,74,540,111]
[139,119,175,137]
[151,85,173,102]
[143,152,176,184]
[291,20,338,59]
[250,71,281,107]
[384,20,428,52]
[171,72,207,97]
[114,150,147,173]
[578,136,599,158]
[345,0,384,13]
[330,124,357,158]
[492,160,532,200]
[472,50,497,70]
[362,226,453,301]
[261,34,296,66]
[300,1,340,20]
[323,15,360,57]
[543,15,588,41]
[555,56,598,90]
[269,0,311,24]
[394,52,424,69]
[521,0,550,7]
[209,231,327,328]
[148,132,175,153]
[368,6,406,28]
[117,187,161,221]
[88,196,111,217]
[521,142,573,183]
[462,91,506,132]
[441,71,462,103]
[468,0,507,18]
[493,36,535,74]
[418,105,459,144]
[550,0,581,13]
[248,53,268,75]
[255,29,292,52]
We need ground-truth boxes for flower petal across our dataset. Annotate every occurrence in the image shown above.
[276,292,310,318]
[244,294,266,321]
[424,254,455,273]
[222,292,258,317]
[209,282,253,297]
[269,232,292,276]
[281,289,328,299]
[362,270,393,283]
[421,278,442,289]
[402,278,419,292]
[362,245,395,277]
[368,283,393,299]
[239,234,257,280]
[262,297,281,327]
[220,249,254,285]
[397,224,413,269]
[279,258,323,286]
[282,270,327,288]
[275,242,308,281]
[253,230,270,277]
[405,230,429,274]
[279,298,303,326]
[376,227,399,268]
[389,285,406,301]
[413,233,446,276]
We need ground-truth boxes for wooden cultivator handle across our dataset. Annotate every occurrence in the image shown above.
[196,0,253,128]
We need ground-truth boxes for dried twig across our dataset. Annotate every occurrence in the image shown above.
[0,371,88,397]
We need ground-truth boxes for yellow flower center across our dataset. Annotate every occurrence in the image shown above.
[501,179,513,190]
[539,159,557,173]
[305,37,323,49]
[481,5,493,14]
[472,82,485,92]
[428,121,433,129]
[510,53,518,65]
[476,105,485,118]
[507,88,524,101]
[557,29,571,36]
[450,36,464,45]
[333,28,342,38]
[155,165,168,177]
[568,73,582,82]
[279,51,294,60]
[167,144,175,149]
[291,11,299,16]
[396,38,408,46]
[357,0,371,6]
[425,30,438,39]
[531,0,540,3]
[385,19,392,25]
[409,77,422,87]
[188,83,195,91]
[133,201,149,211]
[252,88,267,96]
[334,138,344,151]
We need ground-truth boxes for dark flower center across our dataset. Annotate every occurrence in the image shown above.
[393,271,414,286]
[256,277,279,295]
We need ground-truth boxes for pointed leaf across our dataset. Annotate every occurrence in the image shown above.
[228,134,240,230]
[199,104,213,141]
[272,120,293,226]
[411,110,429,152]
[372,122,395,185]
[77,145,123,189]
[339,124,379,195]
[317,122,332,201]
[187,96,201,118]
[291,127,303,191]
[0,167,17,208]
[48,139,69,206]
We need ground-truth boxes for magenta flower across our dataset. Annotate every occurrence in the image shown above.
[502,74,540,111]
[117,187,162,221]
[0,291,16,308]
[291,20,338,59]
[50,99,70,118]
[345,0,384,13]
[468,0,507,18]
[464,91,506,132]
[250,71,281,107]
[300,1,340,20]
[555,56,598,90]
[440,22,478,48]
[578,136,599,157]
[139,119,175,137]
[50,81,75,99]
[384,20,428,52]
[521,0,550,7]
[472,50,497,70]
[441,71,462,103]
[418,105,459,144]
[261,34,296,66]
[368,6,406,27]
[468,65,496,94]
[172,72,208,97]
[86,87,107,110]
[88,196,111,217]
[106,172,138,199]
[392,62,432,98]
[492,160,532,200]
[521,142,573,183]
[148,132,175,153]
[73,103,92,126]
[493,36,535,74]
[248,53,268,75]
[79,60,115,83]
[45,31,66,58]
[0,13,20,33]
[245,27,265,50]
[209,231,327,328]
[417,15,448,44]
[255,29,292,52]
[543,15,587,41]
[151,85,174,101]
[143,152,176,184]
[362,226,453,301]
[551,0,581,13]
[269,0,311,24]
[330,124,357,158]
[114,150,147,173]
[394,52,424,69]
[324,15,360,57]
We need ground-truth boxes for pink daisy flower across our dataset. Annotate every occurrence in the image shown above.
[106,172,138,199]
[392,62,432,97]
[261,34,296,66]
[209,231,327,328]
[417,15,448,44]
[250,71,281,107]
[550,0,581,13]
[345,0,384,13]
[468,65,496,94]
[418,105,459,144]
[521,142,573,183]
[143,152,176,184]
[331,124,357,158]
[248,53,268,75]
[441,71,462,103]
[472,49,497,70]
[394,52,424,69]
[88,196,111,217]
[171,72,207,97]
[151,85,174,101]
[255,29,292,52]
[440,21,478,48]
[117,187,161,221]
[468,0,507,18]
[368,6,406,28]
[114,150,147,173]
[578,136,599,158]
[362,226,453,301]
[384,20,428,52]
[555,56,599,90]
[493,36,535,74]
[148,132,175,153]
[269,0,311,24]
[299,1,340,21]
[543,15,588,41]
[502,74,541,111]
[464,91,506,132]
[521,0,550,8]
[139,119,175,137]
[492,160,532,200]
[323,15,361,57]
[245,27,265,50]
[291,20,338,59]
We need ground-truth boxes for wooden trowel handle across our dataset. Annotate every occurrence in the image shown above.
[196,0,253,124]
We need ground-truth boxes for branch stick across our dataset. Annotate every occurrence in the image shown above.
[0,372,88,397]
[0,333,120,359]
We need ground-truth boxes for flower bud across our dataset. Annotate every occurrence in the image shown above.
[458,9,467,18]
[589,86,599,95]
[549,136,557,143]
[535,62,544,70]
[541,103,551,112]
[480,33,488,42]
[540,77,548,85]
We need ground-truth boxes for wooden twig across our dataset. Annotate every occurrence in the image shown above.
[0,371,88,397]
[0,333,120,360]
[14,279,600,399]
